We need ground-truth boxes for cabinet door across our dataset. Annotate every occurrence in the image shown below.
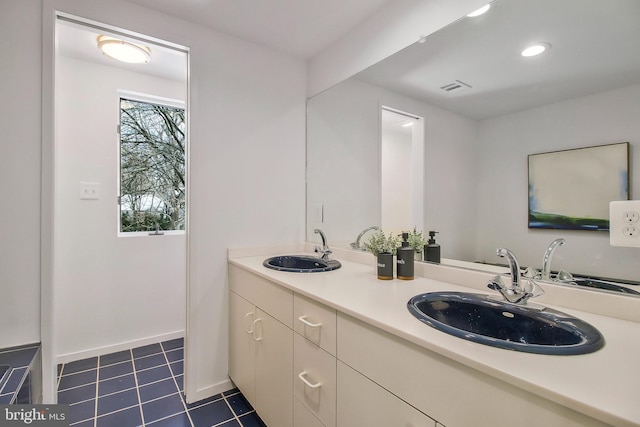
[337,361,435,427]
[255,308,294,427]
[229,291,256,406]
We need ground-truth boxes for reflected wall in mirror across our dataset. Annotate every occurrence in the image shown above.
[306,0,640,293]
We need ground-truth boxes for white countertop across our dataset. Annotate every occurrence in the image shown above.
[228,246,640,427]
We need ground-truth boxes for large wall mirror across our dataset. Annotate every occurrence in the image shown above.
[306,0,640,295]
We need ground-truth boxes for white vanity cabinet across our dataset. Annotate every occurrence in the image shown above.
[228,265,294,427]
[228,251,640,427]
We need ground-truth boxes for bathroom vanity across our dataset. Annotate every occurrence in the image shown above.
[228,246,640,427]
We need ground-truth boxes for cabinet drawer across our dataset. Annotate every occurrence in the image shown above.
[229,264,293,327]
[294,294,337,355]
[337,361,435,427]
[294,397,325,427]
[294,333,336,427]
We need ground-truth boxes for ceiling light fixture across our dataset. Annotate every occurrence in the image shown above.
[467,4,491,17]
[521,43,550,57]
[97,35,151,64]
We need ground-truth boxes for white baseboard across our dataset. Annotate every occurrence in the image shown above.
[184,378,234,404]
[56,330,185,364]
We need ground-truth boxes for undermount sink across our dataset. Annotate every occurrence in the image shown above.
[407,292,604,355]
[263,255,341,273]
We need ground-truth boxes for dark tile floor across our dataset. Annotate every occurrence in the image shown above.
[57,338,265,427]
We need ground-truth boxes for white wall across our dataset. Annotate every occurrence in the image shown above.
[54,55,186,361]
[307,78,479,260]
[0,0,42,349]
[42,0,306,403]
[476,84,640,281]
[308,0,488,96]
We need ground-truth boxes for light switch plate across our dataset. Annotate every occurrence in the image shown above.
[315,203,324,223]
[80,182,100,200]
[610,200,640,247]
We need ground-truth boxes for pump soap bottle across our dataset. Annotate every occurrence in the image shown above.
[397,232,415,280]
[424,231,441,264]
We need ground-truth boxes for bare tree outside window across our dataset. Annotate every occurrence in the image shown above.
[119,98,186,232]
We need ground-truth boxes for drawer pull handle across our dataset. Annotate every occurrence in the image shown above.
[298,371,322,389]
[252,319,263,341]
[245,312,255,334]
[298,315,322,328]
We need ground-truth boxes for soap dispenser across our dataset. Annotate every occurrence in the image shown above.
[424,231,441,264]
[397,232,415,280]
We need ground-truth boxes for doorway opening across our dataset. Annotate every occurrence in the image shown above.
[380,106,424,235]
[50,14,189,402]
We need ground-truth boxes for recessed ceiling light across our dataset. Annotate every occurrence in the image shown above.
[521,43,550,57]
[97,35,151,64]
[467,4,491,17]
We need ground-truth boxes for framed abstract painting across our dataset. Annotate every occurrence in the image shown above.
[528,142,629,230]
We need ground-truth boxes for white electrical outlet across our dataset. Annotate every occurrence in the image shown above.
[624,210,640,223]
[610,200,640,247]
[80,182,100,200]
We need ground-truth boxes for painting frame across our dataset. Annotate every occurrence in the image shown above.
[528,142,629,231]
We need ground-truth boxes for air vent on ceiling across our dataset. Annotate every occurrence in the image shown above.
[440,80,472,93]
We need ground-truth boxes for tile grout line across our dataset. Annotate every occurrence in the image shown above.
[95,403,142,420]
[56,363,64,390]
[221,393,244,427]
[129,348,147,426]
[161,342,194,427]
[93,358,99,427]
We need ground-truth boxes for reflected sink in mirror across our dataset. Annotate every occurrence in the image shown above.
[567,278,640,296]
[263,255,341,273]
[407,292,604,355]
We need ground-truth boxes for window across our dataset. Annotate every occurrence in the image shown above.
[119,97,186,233]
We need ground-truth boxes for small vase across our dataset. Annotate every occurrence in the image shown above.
[377,252,393,280]
[414,251,423,261]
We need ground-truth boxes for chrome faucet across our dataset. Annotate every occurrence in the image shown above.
[350,226,379,250]
[541,238,565,280]
[488,247,543,305]
[314,228,332,260]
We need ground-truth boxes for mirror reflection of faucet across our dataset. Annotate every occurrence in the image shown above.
[350,226,379,251]
[541,238,565,280]
[538,238,576,284]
